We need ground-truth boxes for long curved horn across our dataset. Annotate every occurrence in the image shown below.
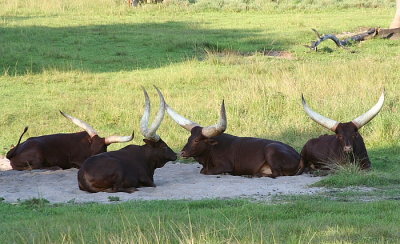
[201,100,227,138]
[140,87,151,137]
[148,86,166,136]
[60,111,98,138]
[140,87,165,141]
[165,104,200,132]
[301,95,339,132]
[352,91,385,129]
[104,130,134,145]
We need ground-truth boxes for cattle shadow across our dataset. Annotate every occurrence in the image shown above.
[0,21,292,75]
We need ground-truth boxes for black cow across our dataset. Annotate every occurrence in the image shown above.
[6,112,133,170]
[165,98,302,178]
[78,87,177,193]
[300,92,385,172]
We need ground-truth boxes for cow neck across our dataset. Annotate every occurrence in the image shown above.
[142,143,160,174]
[195,147,214,169]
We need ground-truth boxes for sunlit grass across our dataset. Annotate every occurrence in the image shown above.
[1,1,400,243]
[1,199,400,243]
[0,3,399,187]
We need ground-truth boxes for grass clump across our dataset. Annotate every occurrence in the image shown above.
[108,196,121,202]
[313,156,400,188]
[19,198,50,208]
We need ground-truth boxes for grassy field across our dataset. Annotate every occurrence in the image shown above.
[1,198,400,243]
[1,0,400,242]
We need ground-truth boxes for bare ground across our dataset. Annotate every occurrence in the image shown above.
[0,158,323,204]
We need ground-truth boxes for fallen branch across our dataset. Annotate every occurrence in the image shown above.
[306,28,377,51]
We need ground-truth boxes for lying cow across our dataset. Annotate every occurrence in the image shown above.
[164,96,302,178]
[78,87,177,193]
[7,112,133,170]
[300,91,385,171]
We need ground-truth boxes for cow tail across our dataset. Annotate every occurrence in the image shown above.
[295,158,305,175]
[6,126,28,159]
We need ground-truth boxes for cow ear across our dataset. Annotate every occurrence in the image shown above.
[205,139,218,145]
[143,139,156,147]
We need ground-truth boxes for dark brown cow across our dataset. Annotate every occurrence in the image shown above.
[165,98,302,178]
[6,113,133,170]
[300,92,385,172]
[78,87,177,193]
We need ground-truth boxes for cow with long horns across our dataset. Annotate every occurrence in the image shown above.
[165,97,302,178]
[300,92,385,171]
[78,87,177,193]
[6,113,133,170]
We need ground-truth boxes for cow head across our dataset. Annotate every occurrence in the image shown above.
[302,91,384,154]
[60,111,134,154]
[140,87,177,166]
[180,127,217,157]
[164,98,227,158]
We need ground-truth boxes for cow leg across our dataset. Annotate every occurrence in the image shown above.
[264,143,303,177]
[11,152,45,170]
[114,187,137,193]
[103,187,137,193]
[295,158,305,175]
[203,166,229,175]
[44,166,63,170]
[121,187,138,193]
[140,177,156,187]
[254,164,274,178]
[262,144,289,178]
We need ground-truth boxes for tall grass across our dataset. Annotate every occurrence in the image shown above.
[1,199,400,243]
[0,0,397,16]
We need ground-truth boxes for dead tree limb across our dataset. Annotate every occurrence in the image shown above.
[306,28,377,51]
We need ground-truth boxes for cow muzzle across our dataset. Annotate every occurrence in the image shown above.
[179,151,190,158]
[343,146,353,153]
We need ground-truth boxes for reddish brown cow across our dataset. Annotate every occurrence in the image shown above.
[165,98,302,178]
[78,87,177,193]
[7,113,133,170]
[300,92,385,172]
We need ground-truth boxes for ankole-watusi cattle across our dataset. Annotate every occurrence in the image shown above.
[6,113,133,170]
[78,87,177,193]
[300,92,385,171]
[165,97,302,178]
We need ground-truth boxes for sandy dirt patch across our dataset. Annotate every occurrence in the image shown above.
[0,158,323,203]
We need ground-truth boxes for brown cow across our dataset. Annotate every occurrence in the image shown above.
[300,92,385,172]
[78,87,177,193]
[165,98,302,178]
[6,113,133,170]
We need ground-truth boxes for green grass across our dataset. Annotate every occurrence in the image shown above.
[1,1,400,243]
[1,199,400,243]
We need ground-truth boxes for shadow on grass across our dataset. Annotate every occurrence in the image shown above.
[0,21,292,75]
